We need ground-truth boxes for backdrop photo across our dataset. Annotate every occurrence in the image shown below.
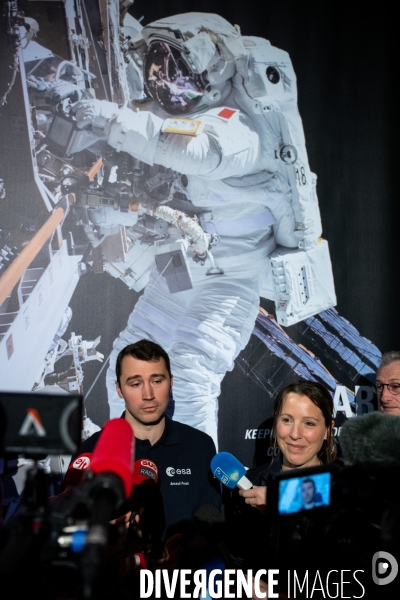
[0,0,396,505]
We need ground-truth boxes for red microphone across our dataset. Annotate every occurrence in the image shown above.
[90,418,134,499]
[62,452,92,488]
[118,551,148,580]
[132,459,159,486]
[81,419,135,595]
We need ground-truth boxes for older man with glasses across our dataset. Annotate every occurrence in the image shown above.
[375,351,400,416]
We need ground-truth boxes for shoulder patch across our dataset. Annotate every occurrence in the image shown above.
[162,118,204,136]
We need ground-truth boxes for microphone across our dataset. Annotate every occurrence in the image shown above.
[130,458,159,516]
[47,453,93,509]
[193,504,236,569]
[80,418,134,598]
[210,452,253,490]
[340,411,400,467]
[132,458,158,484]
[128,459,164,560]
[89,418,134,499]
[118,551,148,580]
[62,452,93,488]
[132,458,158,500]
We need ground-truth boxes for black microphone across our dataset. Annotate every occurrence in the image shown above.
[126,459,160,554]
[193,504,236,568]
[340,411,400,467]
[80,419,134,599]
[129,459,168,561]
[130,458,159,517]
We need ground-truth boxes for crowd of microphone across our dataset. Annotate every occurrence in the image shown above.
[1,412,400,599]
[0,419,164,599]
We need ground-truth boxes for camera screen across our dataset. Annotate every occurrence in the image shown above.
[278,471,331,515]
[45,113,76,155]
[0,391,83,456]
[48,114,75,145]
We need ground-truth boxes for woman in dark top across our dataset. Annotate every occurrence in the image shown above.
[223,380,337,597]
[240,379,337,511]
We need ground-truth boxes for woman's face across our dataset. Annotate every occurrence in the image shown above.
[276,392,329,470]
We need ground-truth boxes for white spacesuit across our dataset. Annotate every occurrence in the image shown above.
[72,13,336,446]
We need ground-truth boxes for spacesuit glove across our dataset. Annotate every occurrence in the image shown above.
[44,81,89,104]
[72,98,120,134]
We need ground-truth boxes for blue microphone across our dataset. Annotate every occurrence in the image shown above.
[210,452,253,490]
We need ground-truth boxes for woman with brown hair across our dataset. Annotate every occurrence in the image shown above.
[239,379,337,512]
[222,380,338,598]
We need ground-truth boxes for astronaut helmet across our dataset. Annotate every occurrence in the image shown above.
[140,13,247,115]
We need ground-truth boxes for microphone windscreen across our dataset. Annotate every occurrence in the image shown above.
[63,452,92,488]
[132,459,159,487]
[210,451,247,489]
[340,411,400,467]
[90,419,134,498]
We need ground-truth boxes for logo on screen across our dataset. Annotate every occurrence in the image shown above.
[372,551,398,585]
[18,408,46,437]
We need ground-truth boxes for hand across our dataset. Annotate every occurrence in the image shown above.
[71,98,119,133]
[147,533,183,570]
[110,510,132,528]
[251,576,269,599]
[129,507,145,538]
[246,575,288,600]
[44,81,87,104]
[238,485,267,514]
[118,552,147,580]
[48,484,74,508]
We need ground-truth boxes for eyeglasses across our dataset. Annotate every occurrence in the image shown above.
[375,382,400,395]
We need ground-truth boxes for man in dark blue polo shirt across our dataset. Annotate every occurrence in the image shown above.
[71,339,222,570]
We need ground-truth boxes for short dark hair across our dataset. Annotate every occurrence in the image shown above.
[302,478,315,490]
[272,379,337,464]
[115,339,171,385]
[378,351,400,369]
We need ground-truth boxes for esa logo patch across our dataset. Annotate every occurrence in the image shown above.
[166,467,192,477]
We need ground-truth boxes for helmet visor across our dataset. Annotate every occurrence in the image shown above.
[144,42,205,114]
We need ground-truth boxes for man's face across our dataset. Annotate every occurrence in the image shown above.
[116,355,172,427]
[376,361,400,417]
[301,480,315,505]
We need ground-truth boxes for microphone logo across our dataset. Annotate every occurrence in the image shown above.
[72,455,91,469]
[214,466,230,486]
[372,551,399,586]
[141,459,157,471]
[140,467,157,479]
[19,408,46,437]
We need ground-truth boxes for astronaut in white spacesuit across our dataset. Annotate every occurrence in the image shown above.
[72,13,335,447]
